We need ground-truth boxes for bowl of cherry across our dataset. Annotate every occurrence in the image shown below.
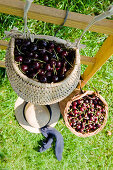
[14,38,75,83]
[64,91,108,137]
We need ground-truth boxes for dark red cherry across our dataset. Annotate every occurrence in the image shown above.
[81,122,85,128]
[61,51,68,57]
[87,111,91,115]
[97,124,101,128]
[74,114,78,117]
[96,111,101,116]
[45,64,51,71]
[87,104,90,109]
[37,69,45,75]
[29,52,34,57]
[23,58,31,64]
[34,53,39,59]
[32,62,41,69]
[21,45,27,52]
[29,72,37,78]
[80,107,84,112]
[72,105,77,110]
[88,124,93,129]
[73,110,78,114]
[78,115,82,120]
[52,75,59,82]
[78,100,83,104]
[48,48,53,53]
[15,56,23,62]
[82,103,86,107]
[24,40,31,46]
[21,65,28,72]
[43,55,49,62]
[91,103,95,108]
[76,125,81,129]
[28,67,34,72]
[90,108,94,112]
[56,46,62,53]
[73,101,77,106]
[46,71,52,77]
[86,129,90,133]
[60,67,67,75]
[40,75,47,83]
[90,117,94,121]
[31,45,38,51]
[90,113,94,117]
[51,54,57,59]
[56,67,60,71]
[85,99,89,104]
[69,112,73,116]
[41,40,47,47]
[56,61,62,68]
[59,73,65,79]
[101,108,105,113]
[40,49,46,55]
[62,60,67,66]
[14,50,21,56]
[50,60,56,67]
[63,67,67,72]
[94,100,98,105]
[49,42,54,49]
[69,122,73,126]
[89,99,93,104]
[15,39,22,45]
[80,128,84,133]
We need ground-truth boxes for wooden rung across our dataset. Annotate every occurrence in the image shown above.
[80,55,95,65]
[0,61,5,68]
[0,0,113,35]
[0,40,8,50]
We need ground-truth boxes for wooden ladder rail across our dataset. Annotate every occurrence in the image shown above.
[0,0,113,35]
[81,35,113,87]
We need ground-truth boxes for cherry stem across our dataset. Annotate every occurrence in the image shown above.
[31,59,46,63]
[53,64,57,75]
[53,49,59,60]
[16,45,24,54]
[33,71,40,79]
[64,56,73,67]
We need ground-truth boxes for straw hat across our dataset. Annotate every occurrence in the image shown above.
[15,97,60,133]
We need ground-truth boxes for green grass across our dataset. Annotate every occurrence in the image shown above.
[0,0,113,169]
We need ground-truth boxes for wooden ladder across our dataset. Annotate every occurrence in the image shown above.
[0,0,113,88]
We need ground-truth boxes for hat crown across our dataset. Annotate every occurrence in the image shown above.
[25,103,50,128]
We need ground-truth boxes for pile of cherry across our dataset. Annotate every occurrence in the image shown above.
[14,38,75,83]
[67,95,106,134]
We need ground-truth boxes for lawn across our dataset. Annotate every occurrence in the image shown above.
[0,0,113,169]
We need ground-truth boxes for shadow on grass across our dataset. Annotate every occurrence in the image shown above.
[33,137,56,156]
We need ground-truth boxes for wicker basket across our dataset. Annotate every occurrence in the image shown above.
[5,35,81,105]
[63,91,108,137]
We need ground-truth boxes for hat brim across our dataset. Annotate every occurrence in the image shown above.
[15,97,60,133]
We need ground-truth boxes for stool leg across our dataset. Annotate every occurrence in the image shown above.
[80,35,113,88]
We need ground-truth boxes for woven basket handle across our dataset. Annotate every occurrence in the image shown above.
[76,5,113,48]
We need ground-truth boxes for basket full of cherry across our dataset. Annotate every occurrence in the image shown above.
[14,38,75,83]
[5,35,80,105]
[63,90,108,137]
